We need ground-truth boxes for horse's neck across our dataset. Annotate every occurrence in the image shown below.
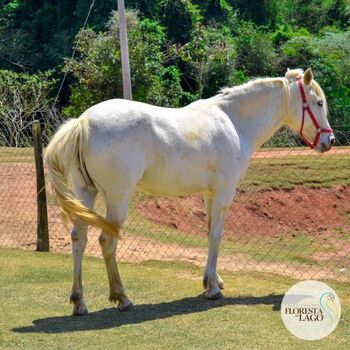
[219,84,287,152]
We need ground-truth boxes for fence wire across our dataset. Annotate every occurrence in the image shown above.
[0,124,349,282]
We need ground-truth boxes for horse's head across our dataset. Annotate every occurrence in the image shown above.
[286,68,335,153]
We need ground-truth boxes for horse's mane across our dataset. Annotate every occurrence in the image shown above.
[220,76,290,117]
[220,68,328,116]
[220,77,289,97]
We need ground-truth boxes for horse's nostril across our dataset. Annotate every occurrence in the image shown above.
[330,137,336,146]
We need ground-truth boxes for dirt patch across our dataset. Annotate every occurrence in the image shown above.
[137,186,350,238]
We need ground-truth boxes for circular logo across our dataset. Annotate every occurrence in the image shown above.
[281,280,341,340]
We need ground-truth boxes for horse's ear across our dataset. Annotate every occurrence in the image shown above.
[303,68,313,85]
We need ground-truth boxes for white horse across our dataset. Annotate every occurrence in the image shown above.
[46,68,334,315]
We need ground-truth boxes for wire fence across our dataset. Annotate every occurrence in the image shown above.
[0,123,349,282]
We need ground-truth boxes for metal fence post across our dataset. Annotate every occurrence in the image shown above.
[32,120,49,252]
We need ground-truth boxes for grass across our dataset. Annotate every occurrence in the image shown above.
[241,153,350,191]
[0,147,34,163]
[0,248,349,350]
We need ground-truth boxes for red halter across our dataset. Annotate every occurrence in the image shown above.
[296,77,333,149]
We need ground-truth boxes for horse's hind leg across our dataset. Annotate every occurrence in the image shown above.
[70,186,97,316]
[99,191,133,311]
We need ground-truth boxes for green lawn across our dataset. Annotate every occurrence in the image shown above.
[242,153,350,191]
[0,147,34,163]
[0,249,349,350]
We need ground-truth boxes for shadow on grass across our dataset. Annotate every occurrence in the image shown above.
[13,293,283,334]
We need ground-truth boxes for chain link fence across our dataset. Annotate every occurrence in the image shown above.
[0,122,349,282]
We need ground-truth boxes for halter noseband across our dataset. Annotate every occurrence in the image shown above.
[296,76,333,149]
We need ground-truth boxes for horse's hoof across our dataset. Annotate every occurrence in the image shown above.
[72,304,88,316]
[206,290,224,300]
[118,301,134,312]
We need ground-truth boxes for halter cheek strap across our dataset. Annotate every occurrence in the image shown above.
[296,77,333,149]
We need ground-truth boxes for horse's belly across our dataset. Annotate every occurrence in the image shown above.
[137,162,213,197]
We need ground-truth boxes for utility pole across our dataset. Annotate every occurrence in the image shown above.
[117,0,132,100]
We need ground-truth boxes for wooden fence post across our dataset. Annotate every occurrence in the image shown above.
[33,120,49,252]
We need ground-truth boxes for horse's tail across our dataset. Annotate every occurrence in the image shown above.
[45,115,119,237]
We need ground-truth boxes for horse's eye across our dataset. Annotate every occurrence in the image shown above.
[318,100,324,107]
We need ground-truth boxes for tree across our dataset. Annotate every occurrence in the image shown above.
[235,22,277,77]
[234,0,279,27]
[157,0,202,44]
[0,70,58,146]
[168,25,237,98]
[63,11,191,117]
[0,0,118,72]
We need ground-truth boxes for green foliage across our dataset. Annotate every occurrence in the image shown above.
[277,0,350,30]
[234,0,279,27]
[271,24,311,47]
[235,22,277,76]
[63,11,190,117]
[201,29,237,97]
[0,0,117,72]
[1,0,350,145]
[147,0,203,44]
[281,35,316,67]
[168,25,237,98]
[278,29,350,140]
[191,0,238,29]
[313,31,350,140]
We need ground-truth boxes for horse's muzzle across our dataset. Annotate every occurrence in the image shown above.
[320,134,335,153]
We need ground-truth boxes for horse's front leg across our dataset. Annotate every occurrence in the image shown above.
[203,190,234,299]
[204,195,225,291]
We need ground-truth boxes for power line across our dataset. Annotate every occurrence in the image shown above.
[52,0,97,110]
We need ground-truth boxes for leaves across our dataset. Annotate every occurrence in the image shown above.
[0,0,349,144]
[63,11,190,117]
